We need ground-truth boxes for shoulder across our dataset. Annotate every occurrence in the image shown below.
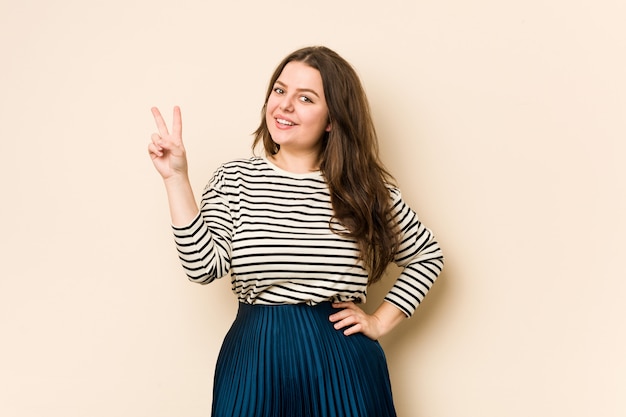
[386,183,402,203]
[218,156,265,171]
[212,156,272,177]
[207,157,282,189]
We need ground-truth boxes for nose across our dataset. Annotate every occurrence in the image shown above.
[279,95,294,112]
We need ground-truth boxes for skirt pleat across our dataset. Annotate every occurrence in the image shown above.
[211,302,397,417]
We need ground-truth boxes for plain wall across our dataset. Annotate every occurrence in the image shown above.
[1,0,624,416]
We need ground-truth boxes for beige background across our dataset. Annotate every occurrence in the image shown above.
[1,0,624,416]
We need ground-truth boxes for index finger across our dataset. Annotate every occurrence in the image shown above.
[151,107,169,136]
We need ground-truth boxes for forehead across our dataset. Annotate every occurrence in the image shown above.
[276,61,324,91]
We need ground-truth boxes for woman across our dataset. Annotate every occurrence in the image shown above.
[148,46,444,417]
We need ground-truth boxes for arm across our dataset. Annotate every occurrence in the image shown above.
[162,174,199,227]
[383,191,444,317]
[330,190,444,339]
[148,106,199,226]
[149,106,232,283]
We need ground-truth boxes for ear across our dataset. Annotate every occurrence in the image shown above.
[325,122,332,132]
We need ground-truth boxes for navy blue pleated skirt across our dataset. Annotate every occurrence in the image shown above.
[212,302,397,417]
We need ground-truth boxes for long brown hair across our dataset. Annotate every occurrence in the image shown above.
[253,46,398,284]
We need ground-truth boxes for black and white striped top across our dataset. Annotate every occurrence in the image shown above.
[172,157,444,317]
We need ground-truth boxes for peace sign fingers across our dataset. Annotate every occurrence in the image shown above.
[151,106,182,140]
[148,106,188,180]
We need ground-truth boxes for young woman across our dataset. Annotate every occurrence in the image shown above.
[148,46,444,417]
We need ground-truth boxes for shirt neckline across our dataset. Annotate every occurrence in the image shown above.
[261,156,323,179]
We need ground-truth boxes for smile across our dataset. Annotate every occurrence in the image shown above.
[276,118,295,126]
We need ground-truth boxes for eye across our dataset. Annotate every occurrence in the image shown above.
[299,95,313,103]
[273,87,285,94]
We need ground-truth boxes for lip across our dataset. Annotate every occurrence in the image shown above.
[273,114,297,128]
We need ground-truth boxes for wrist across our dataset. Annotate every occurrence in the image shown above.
[372,301,406,338]
[371,313,390,339]
[163,172,191,187]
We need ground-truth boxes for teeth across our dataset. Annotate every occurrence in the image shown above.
[277,118,294,126]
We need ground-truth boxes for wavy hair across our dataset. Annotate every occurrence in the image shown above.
[253,46,399,284]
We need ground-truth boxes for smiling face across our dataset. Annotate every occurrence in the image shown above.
[265,61,331,156]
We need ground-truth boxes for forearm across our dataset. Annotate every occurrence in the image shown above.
[163,174,200,227]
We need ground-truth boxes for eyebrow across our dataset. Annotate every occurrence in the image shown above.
[275,80,321,98]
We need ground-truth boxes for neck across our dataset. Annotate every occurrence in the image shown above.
[269,150,320,174]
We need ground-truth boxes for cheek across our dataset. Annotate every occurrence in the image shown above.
[264,104,274,125]
[312,110,330,129]
[265,96,280,114]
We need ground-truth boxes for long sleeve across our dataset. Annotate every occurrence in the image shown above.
[171,165,234,284]
[384,189,444,317]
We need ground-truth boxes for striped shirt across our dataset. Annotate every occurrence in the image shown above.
[172,157,444,317]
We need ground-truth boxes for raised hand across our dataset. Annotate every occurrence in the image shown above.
[148,106,188,180]
[148,105,199,225]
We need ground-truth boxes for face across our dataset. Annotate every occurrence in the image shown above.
[265,61,331,155]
